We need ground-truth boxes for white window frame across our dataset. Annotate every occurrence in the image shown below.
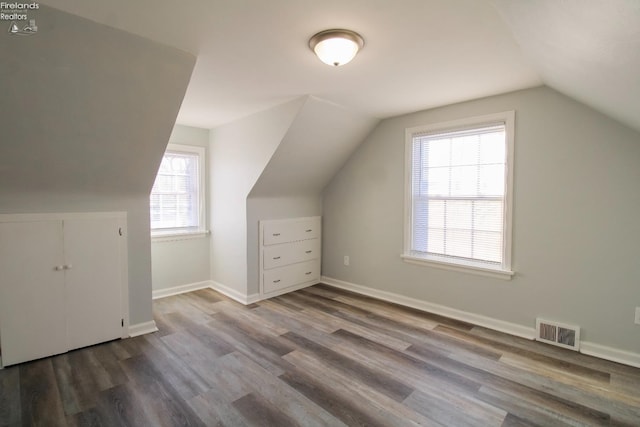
[150,143,207,241]
[402,111,515,279]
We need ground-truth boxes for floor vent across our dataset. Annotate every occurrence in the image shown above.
[535,318,580,351]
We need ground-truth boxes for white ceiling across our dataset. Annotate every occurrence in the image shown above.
[492,0,640,133]
[42,0,640,131]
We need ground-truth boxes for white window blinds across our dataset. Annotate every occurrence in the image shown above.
[150,150,201,231]
[410,123,507,268]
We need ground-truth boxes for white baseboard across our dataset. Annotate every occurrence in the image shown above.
[210,280,260,305]
[246,292,262,305]
[152,280,213,300]
[320,276,640,368]
[151,279,260,306]
[321,276,536,340]
[128,320,159,337]
[581,341,640,369]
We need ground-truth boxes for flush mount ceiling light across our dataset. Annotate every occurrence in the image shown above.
[309,29,364,67]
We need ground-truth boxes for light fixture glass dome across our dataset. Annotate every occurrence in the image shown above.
[309,29,364,67]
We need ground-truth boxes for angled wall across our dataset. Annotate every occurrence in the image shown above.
[246,97,378,295]
[0,6,195,325]
[209,98,306,298]
[250,96,379,197]
[322,86,640,359]
[210,95,378,300]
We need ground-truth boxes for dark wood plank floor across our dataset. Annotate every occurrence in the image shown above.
[1,284,639,426]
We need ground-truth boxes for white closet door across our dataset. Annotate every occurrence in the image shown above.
[63,218,123,351]
[0,221,68,366]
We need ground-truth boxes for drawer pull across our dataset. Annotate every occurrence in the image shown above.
[305,250,312,254]
[305,229,312,232]
[305,271,312,275]
[273,256,281,260]
[273,233,281,236]
[273,279,281,283]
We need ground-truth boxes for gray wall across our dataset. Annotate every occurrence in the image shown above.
[245,96,377,296]
[0,6,195,325]
[209,99,306,295]
[151,125,211,292]
[322,86,640,354]
[250,96,379,197]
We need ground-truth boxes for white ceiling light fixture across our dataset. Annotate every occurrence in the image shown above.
[309,29,364,67]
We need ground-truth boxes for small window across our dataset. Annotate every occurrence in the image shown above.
[403,112,515,278]
[150,144,205,237]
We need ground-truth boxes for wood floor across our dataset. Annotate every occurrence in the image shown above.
[1,284,639,426]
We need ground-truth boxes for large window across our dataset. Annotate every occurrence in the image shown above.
[150,143,205,237]
[403,112,515,278]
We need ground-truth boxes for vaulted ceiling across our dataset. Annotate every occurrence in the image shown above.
[41,0,640,132]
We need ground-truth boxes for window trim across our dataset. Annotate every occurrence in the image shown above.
[150,143,207,239]
[402,111,515,279]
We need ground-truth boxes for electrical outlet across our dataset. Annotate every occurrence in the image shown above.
[635,307,640,325]
[344,256,350,266]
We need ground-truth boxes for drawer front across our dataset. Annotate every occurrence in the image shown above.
[263,217,320,245]
[263,259,320,294]
[263,239,320,270]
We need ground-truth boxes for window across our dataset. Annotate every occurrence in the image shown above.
[403,112,515,278]
[150,143,205,237]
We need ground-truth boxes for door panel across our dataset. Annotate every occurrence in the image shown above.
[63,218,123,351]
[0,221,67,366]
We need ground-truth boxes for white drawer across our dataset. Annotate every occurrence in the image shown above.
[263,217,320,246]
[263,239,320,270]
[263,259,320,294]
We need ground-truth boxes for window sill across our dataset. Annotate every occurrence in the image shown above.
[151,230,210,243]
[400,253,514,280]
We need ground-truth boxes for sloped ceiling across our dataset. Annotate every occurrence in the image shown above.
[249,96,379,197]
[41,0,542,128]
[0,5,195,197]
[29,1,640,133]
[492,0,640,132]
